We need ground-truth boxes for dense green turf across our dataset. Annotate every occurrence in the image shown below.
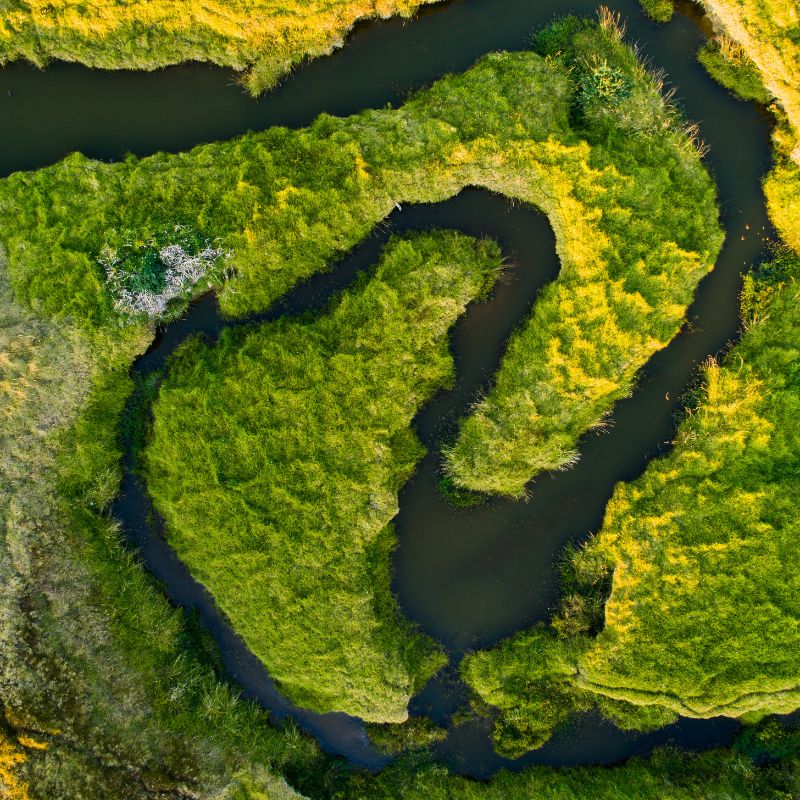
[0,18,722,498]
[576,249,800,717]
[0,0,436,95]
[461,250,800,755]
[144,232,498,719]
[0,17,759,797]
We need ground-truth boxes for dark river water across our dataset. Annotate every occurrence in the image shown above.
[0,0,776,779]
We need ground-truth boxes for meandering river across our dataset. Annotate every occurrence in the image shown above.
[0,0,775,778]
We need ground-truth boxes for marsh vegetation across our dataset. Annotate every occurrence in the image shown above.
[145,232,496,719]
[0,0,438,94]
[0,15,722,499]
[1,6,799,799]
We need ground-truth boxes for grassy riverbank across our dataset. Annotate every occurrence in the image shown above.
[0,16,722,498]
[462,249,800,756]
[0,16,746,797]
[699,0,800,151]
[0,244,322,797]
[646,0,800,254]
[145,232,496,719]
[573,249,800,717]
[695,0,800,252]
[0,0,437,95]
[332,731,800,799]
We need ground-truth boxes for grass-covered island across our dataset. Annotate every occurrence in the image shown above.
[0,0,438,94]
[3,12,797,800]
[145,232,498,720]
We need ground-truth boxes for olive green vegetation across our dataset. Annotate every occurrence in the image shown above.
[461,250,800,757]
[0,0,437,95]
[145,232,497,720]
[0,15,722,501]
[697,37,772,104]
[0,244,323,798]
[639,0,675,22]
[462,628,592,758]
[365,717,447,757]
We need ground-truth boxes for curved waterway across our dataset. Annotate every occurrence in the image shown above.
[2,0,777,779]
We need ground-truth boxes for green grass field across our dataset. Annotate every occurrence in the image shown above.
[0,16,722,499]
[145,232,497,719]
[0,0,437,95]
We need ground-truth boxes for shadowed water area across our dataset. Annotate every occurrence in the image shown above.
[0,0,777,778]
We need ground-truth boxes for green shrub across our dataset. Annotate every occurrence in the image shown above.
[577,58,633,109]
[640,0,674,22]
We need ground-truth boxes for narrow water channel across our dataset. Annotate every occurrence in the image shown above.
[1,0,777,779]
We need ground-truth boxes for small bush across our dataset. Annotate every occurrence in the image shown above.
[577,58,633,109]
